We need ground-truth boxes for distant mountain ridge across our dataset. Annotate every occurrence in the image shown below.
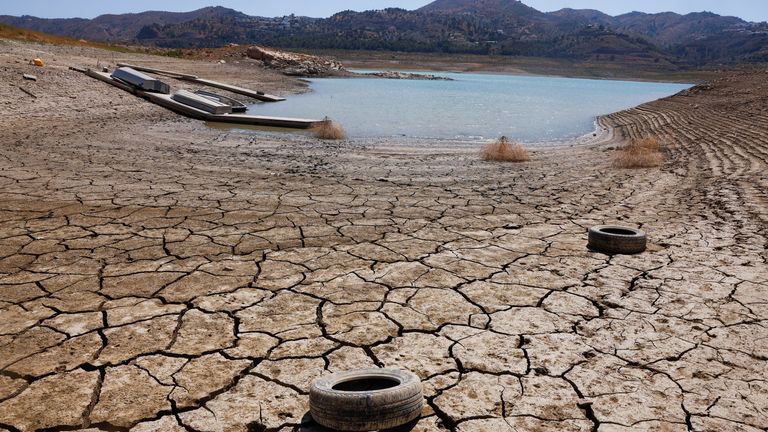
[0,6,248,41]
[2,0,767,66]
[419,0,544,17]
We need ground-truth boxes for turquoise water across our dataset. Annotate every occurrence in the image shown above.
[249,72,690,141]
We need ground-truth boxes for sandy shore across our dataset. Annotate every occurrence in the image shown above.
[1,40,767,431]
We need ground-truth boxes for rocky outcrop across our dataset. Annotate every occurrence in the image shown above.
[358,71,453,81]
[245,46,452,80]
[246,45,345,77]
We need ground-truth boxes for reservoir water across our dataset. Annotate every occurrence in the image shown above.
[248,72,690,141]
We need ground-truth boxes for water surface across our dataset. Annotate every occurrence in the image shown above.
[249,72,689,141]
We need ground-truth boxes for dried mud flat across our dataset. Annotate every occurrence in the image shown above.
[1,40,767,432]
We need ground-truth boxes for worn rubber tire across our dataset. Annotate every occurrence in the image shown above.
[588,225,647,255]
[309,368,423,431]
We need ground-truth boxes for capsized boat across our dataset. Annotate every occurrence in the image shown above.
[194,90,248,113]
[172,89,232,114]
[110,67,170,94]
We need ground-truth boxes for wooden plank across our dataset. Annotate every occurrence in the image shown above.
[180,77,286,102]
[116,63,198,79]
[211,113,320,129]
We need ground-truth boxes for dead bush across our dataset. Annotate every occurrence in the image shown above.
[312,118,346,140]
[613,137,663,168]
[480,136,530,162]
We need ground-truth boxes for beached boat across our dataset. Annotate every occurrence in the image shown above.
[116,63,286,102]
[110,67,170,94]
[75,68,321,129]
[172,89,232,115]
[194,90,248,113]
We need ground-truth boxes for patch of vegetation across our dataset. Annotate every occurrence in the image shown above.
[161,49,186,58]
[613,138,663,168]
[312,118,347,140]
[481,136,530,162]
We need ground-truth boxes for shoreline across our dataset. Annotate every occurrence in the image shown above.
[345,65,699,85]
[326,50,718,84]
[250,70,690,145]
[216,120,612,149]
[1,39,766,432]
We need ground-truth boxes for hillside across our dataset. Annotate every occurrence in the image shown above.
[0,6,247,41]
[611,11,750,46]
[0,22,135,52]
[1,1,767,66]
[419,0,545,17]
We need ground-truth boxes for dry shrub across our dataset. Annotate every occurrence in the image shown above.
[613,137,663,168]
[481,136,531,162]
[312,118,346,140]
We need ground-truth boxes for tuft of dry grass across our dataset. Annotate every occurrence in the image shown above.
[480,136,531,162]
[311,118,347,140]
[613,137,663,168]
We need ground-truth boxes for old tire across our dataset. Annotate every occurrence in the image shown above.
[309,368,423,431]
[588,225,647,255]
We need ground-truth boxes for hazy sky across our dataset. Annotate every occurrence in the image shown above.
[4,1,767,22]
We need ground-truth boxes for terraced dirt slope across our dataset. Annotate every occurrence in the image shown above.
[1,41,767,431]
[605,69,768,237]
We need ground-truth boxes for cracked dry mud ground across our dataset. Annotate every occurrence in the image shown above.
[1,42,768,432]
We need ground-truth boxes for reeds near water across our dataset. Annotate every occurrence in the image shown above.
[613,138,663,168]
[480,136,531,162]
[312,118,347,140]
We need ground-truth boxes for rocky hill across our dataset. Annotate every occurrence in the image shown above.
[2,0,767,66]
[419,0,545,17]
[0,6,249,42]
[610,11,750,46]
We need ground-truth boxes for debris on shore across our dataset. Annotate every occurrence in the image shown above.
[355,71,453,81]
[246,45,346,77]
[176,44,452,80]
[245,45,452,80]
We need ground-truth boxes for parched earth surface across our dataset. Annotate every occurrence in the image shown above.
[1,41,767,431]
